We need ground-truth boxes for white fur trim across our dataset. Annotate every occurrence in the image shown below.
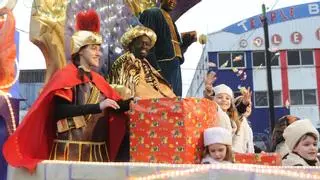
[283,119,319,151]
[204,127,232,146]
[213,84,234,98]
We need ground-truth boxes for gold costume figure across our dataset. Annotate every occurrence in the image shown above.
[110,26,176,99]
[111,52,175,99]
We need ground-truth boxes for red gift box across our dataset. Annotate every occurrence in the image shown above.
[129,97,217,164]
[233,153,281,166]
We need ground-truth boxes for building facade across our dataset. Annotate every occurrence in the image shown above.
[187,2,320,149]
[19,70,45,111]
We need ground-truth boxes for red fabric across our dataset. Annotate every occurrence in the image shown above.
[54,88,73,102]
[280,51,289,106]
[2,63,127,171]
[0,9,16,93]
[0,19,4,29]
[234,153,281,166]
[314,49,320,115]
[75,9,100,33]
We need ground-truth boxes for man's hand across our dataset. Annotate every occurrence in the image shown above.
[99,98,120,110]
[181,31,197,48]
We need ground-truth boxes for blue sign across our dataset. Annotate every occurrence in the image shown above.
[223,1,320,34]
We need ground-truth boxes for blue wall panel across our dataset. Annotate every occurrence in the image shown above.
[208,51,253,92]
[250,107,290,150]
[9,31,20,98]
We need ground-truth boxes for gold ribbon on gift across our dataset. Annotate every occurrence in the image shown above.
[29,0,68,84]
[125,0,157,16]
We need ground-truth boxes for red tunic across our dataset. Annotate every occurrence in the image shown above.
[2,63,127,171]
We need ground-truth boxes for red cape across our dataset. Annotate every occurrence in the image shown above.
[3,64,127,171]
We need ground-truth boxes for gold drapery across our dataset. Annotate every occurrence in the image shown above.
[160,9,182,59]
[125,0,157,16]
[30,0,68,84]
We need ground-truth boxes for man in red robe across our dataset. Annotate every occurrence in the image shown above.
[3,9,130,171]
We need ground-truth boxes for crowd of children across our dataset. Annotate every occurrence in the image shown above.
[201,71,320,166]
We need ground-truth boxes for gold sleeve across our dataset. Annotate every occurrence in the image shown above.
[111,53,141,97]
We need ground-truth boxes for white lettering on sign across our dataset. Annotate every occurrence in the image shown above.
[291,32,303,44]
[253,37,263,47]
[237,20,248,31]
[272,34,282,45]
[309,3,319,15]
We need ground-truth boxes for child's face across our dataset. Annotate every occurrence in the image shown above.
[293,135,318,161]
[214,93,231,112]
[208,143,227,162]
